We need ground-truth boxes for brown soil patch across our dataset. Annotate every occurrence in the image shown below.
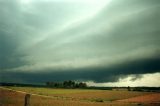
[0,88,25,106]
[117,93,160,103]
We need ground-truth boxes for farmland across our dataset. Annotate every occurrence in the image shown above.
[0,86,160,106]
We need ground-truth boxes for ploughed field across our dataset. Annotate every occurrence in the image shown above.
[0,86,160,106]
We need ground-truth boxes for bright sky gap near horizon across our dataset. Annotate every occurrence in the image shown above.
[0,0,160,87]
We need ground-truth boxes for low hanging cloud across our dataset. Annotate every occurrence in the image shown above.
[0,0,160,85]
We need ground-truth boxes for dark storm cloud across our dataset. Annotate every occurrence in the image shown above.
[1,55,160,83]
[0,0,160,85]
[0,1,28,69]
[0,33,27,69]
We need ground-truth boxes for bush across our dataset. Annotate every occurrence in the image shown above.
[93,98,104,102]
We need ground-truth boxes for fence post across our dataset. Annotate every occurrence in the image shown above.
[24,94,31,106]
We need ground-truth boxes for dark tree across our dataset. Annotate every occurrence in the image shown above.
[127,86,131,91]
[46,80,87,88]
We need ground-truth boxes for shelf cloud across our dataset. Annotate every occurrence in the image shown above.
[0,0,160,86]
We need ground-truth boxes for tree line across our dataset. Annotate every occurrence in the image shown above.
[46,80,87,88]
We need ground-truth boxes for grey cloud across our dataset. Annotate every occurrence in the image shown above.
[0,33,26,69]
[1,55,160,83]
[0,0,160,85]
[0,1,28,69]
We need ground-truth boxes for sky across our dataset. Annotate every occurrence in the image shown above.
[0,0,160,87]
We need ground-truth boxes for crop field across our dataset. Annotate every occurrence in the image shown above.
[0,86,160,106]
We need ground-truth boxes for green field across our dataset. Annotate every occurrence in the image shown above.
[1,86,160,106]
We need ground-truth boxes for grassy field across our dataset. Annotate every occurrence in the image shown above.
[0,86,160,106]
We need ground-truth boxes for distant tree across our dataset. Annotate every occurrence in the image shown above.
[46,82,55,87]
[63,80,75,88]
[75,83,80,88]
[46,82,50,86]
[79,82,87,88]
[127,86,131,91]
[63,81,68,88]
[46,80,87,88]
